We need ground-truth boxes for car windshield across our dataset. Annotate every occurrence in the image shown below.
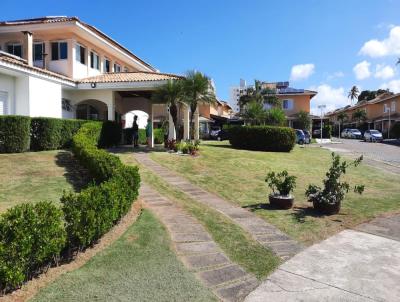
[370,130,380,134]
[351,129,360,132]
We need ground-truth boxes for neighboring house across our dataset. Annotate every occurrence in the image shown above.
[230,80,317,128]
[326,92,399,134]
[0,16,217,145]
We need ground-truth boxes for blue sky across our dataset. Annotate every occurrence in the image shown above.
[2,0,400,113]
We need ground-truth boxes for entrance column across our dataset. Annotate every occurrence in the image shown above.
[107,103,115,121]
[183,104,190,140]
[149,104,154,148]
[194,108,200,140]
[168,108,176,140]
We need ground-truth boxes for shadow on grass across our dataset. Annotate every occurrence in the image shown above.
[290,206,346,223]
[55,151,91,192]
[243,203,285,211]
[108,144,166,154]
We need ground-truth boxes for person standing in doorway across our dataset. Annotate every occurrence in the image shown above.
[146,118,152,147]
[132,115,139,148]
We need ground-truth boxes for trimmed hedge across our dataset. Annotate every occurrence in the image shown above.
[0,116,31,153]
[99,121,122,148]
[64,121,140,248]
[0,202,66,291]
[228,125,296,152]
[124,128,164,145]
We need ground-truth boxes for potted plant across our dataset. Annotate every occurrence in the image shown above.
[305,153,365,215]
[265,170,296,209]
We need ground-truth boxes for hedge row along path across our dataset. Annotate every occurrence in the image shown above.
[140,184,259,301]
[134,153,303,261]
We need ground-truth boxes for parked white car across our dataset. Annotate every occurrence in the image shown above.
[342,128,362,139]
[364,129,383,142]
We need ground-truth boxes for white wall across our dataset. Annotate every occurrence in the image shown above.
[28,76,62,117]
[48,60,70,77]
[0,74,15,115]
[15,75,30,116]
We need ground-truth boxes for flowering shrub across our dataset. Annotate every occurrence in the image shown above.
[265,170,296,196]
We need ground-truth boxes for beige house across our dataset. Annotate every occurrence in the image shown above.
[326,92,399,133]
[0,16,219,145]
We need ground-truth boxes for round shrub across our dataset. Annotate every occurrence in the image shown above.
[0,115,31,153]
[228,125,296,152]
[0,202,66,292]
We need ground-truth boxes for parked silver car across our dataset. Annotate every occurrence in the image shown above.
[342,128,362,139]
[364,129,383,142]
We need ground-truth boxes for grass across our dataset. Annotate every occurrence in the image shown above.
[31,209,216,302]
[0,150,88,212]
[120,154,280,279]
[148,141,400,246]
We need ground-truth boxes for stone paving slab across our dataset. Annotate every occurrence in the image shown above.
[134,153,303,261]
[139,183,259,301]
[355,214,400,241]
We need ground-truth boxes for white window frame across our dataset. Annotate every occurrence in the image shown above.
[90,51,100,70]
[114,63,121,72]
[33,42,45,62]
[0,91,8,115]
[76,43,86,65]
[103,58,110,73]
[384,103,389,113]
[391,101,396,112]
[7,42,22,57]
[282,99,294,110]
[51,41,68,61]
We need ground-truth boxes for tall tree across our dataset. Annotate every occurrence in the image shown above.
[151,79,183,138]
[337,112,348,138]
[352,109,367,126]
[241,101,266,125]
[296,110,311,130]
[348,86,359,105]
[182,71,216,139]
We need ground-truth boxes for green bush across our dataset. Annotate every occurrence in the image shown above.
[0,115,31,153]
[229,125,296,152]
[154,128,165,144]
[60,119,88,148]
[30,117,63,151]
[0,202,66,291]
[99,121,122,148]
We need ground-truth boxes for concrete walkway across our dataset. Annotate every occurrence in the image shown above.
[134,152,303,261]
[140,184,259,302]
[245,214,400,302]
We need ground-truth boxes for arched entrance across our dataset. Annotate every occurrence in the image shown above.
[75,99,108,121]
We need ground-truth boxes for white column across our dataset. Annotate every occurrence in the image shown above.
[194,108,200,140]
[150,104,154,148]
[107,96,115,121]
[23,31,33,66]
[183,105,190,140]
[168,108,176,140]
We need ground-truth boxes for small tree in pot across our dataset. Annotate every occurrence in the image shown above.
[265,170,296,209]
[305,153,365,215]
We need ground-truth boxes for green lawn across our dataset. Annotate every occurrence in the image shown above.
[149,141,400,245]
[32,209,216,302]
[0,150,88,212]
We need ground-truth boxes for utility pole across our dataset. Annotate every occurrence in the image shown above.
[318,105,326,142]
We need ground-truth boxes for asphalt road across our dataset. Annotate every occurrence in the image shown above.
[319,138,400,174]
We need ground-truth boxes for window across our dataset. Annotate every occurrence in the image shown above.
[104,59,110,72]
[114,63,121,72]
[0,91,8,115]
[33,42,44,62]
[282,99,293,110]
[7,43,22,57]
[124,67,129,72]
[392,101,396,112]
[51,42,68,60]
[90,51,99,69]
[384,103,389,113]
[76,44,86,64]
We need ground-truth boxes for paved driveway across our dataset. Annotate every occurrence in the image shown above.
[245,214,400,302]
[319,139,400,174]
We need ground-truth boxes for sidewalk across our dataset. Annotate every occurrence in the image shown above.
[245,214,400,302]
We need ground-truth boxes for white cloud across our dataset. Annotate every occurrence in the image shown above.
[290,64,315,81]
[353,61,371,80]
[379,79,400,93]
[309,84,349,115]
[327,71,344,80]
[374,64,395,79]
[359,26,400,57]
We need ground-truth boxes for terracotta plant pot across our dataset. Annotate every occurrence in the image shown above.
[269,194,294,209]
[313,200,341,215]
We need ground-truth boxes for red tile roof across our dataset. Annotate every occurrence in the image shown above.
[78,72,183,84]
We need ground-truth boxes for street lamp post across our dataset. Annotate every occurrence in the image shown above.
[388,107,391,139]
[318,105,326,142]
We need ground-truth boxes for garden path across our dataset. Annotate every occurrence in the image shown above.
[140,184,259,301]
[134,152,303,261]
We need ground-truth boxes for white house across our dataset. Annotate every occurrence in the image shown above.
[0,16,199,146]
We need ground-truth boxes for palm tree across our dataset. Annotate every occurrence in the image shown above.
[348,86,359,105]
[182,71,216,139]
[241,101,266,125]
[352,109,367,126]
[396,58,400,66]
[151,79,183,138]
[337,112,347,138]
